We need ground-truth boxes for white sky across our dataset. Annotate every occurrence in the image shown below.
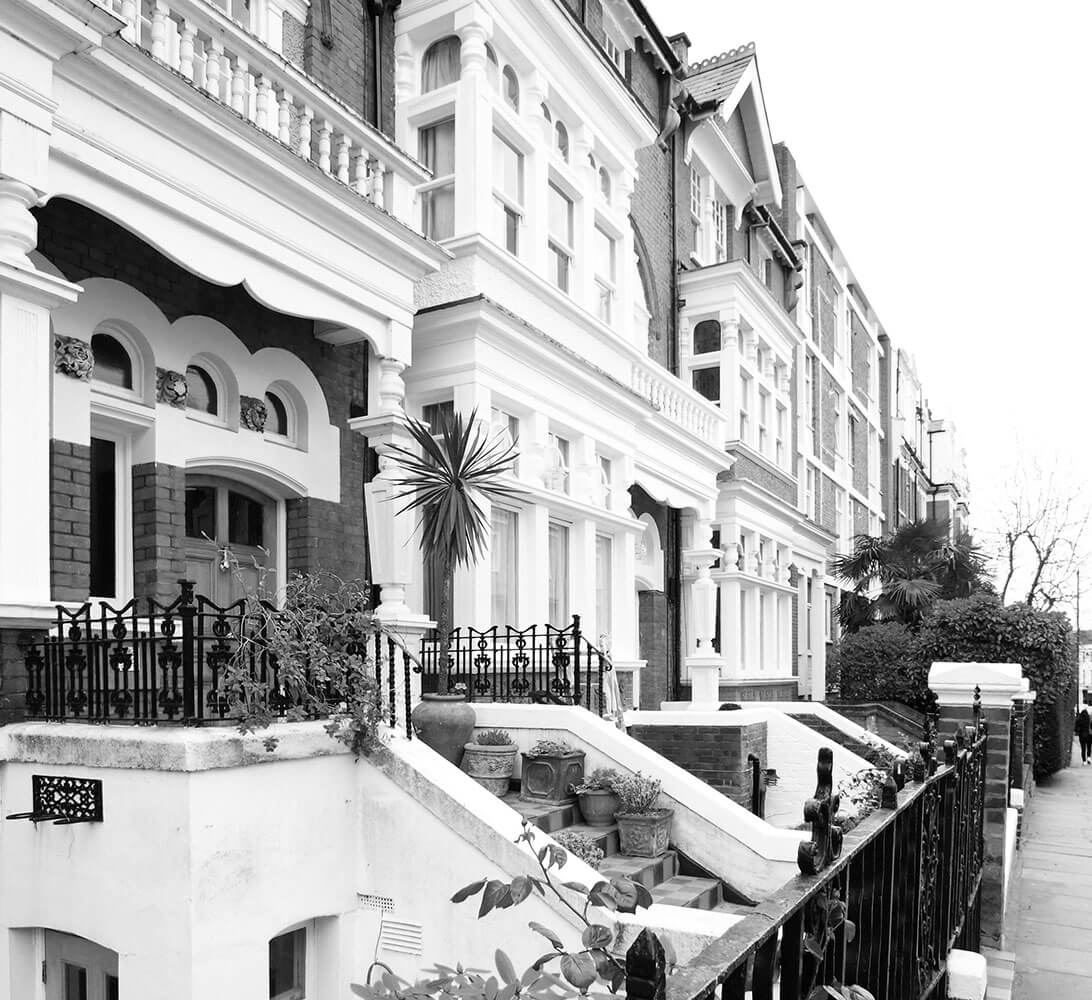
[643,0,1092,622]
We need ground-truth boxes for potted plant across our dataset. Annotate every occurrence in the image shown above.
[386,409,520,766]
[461,729,518,796]
[572,767,621,827]
[614,772,673,858]
[553,830,604,870]
[520,738,585,806]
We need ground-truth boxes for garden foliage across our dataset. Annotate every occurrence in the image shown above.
[833,623,929,712]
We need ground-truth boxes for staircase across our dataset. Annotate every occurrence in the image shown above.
[503,793,730,912]
[785,712,894,769]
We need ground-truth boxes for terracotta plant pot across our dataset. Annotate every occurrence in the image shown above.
[411,694,476,766]
[461,743,518,796]
[577,789,620,827]
[616,809,674,858]
[520,750,585,806]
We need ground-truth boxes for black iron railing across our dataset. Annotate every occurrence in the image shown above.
[22,581,414,735]
[418,615,612,717]
[626,726,988,1000]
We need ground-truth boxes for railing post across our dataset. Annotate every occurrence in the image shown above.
[571,614,582,708]
[624,928,666,1000]
[179,579,196,720]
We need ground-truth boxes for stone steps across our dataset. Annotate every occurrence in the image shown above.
[786,712,893,768]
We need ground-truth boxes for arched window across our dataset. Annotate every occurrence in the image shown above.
[485,44,499,89]
[502,65,519,110]
[599,166,612,202]
[554,121,569,162]
[265,390,289,436]
[91,333,133,389]
[693,319,722,354]
[422,36,461,92]
[185,365,218,414]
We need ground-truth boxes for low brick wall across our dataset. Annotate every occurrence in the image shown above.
[628,722,767,809]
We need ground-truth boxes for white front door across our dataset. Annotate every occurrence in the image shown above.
[184,475,277,605]
[44,931,118,1000]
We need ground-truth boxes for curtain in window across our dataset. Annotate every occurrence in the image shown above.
[422,36,461,92]
[548,522,569,626]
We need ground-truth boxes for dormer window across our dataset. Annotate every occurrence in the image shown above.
[422,36,461,92]
[91,333,133,389]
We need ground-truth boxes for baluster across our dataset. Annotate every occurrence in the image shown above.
[352,153,369,195]
[150,1,168,61]
[178,19,195,80]
[204,39,223,98]
[255,75,272,132]
[231,59,248,116]
[277,91,292,144]
[370,158,386,209]
[336,134,351,183]
[318,120,333,173]
[120,0,137,42]
[297,106,313,160]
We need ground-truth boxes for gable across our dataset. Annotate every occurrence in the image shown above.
[721,106,755,177]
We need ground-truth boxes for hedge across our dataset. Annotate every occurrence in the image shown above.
[830,595,1077,779]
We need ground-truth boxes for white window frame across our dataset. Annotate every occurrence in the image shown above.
[492,131,524,256]
[418,116,456,242]
[546,432,570,493]
[738,372,751,443]
[491,506,519,626]
[269,921,314,1000]
[87,423,134,606]
[547,181,575,294]
[595,532,613,642]
[593,223,617,325]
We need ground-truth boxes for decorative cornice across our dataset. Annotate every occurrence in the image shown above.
[54,335,92,381]
[240,395,268,432]
[156,367,188,408]
[687,43,755,75]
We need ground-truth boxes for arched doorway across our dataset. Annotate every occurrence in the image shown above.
[184,475,278,605]
[44,931,118,1000]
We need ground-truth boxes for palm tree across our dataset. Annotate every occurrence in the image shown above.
[384,408,520,693]
[832,519,990,633]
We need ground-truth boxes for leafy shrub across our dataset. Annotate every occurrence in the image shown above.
[529,738,574,756]
[613,772,663,815]
[475,729,514,746]
[572,767,620,793]
[915,595,1077,779]
[834,623,929,712]
[554,831,604,870]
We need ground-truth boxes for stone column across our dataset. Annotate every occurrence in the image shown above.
[684,517,724,703]
[928,661,1032,945]
[453,10,493,240]
[808,570,827,700]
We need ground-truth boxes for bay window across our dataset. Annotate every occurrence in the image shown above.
[492,133,523,255]
[593,225,616,324]
[548,183,574,293]
[419,118,455,241]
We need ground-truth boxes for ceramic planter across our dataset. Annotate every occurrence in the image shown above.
[520,750,585,806]
[461,743,519,796]
[616,809,674,858]
[411,694,476,766]
[576,789,620,827]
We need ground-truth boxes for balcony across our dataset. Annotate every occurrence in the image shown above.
[630,358,726,452]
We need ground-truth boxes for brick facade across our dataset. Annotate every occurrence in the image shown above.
[850,312,870,401]
[629,722,767,809]
[35,199,369,601]
[723,450,797,506]
[850,403,867,494]
[51,440,92,602]
[0,628,41,725]
[820,367,837,467]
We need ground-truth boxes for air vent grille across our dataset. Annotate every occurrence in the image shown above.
[379,917,423,956]
[357,893,395,913]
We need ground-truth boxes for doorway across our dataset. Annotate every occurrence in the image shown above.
[184,475,277,605]
[44,931,118,1000]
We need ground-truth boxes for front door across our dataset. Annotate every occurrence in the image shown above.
[44,931,118,1000]
[184,476,276,605]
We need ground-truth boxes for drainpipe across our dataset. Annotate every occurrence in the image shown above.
[365,0,385,129]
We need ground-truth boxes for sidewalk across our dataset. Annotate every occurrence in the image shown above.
[1008,738,1092,999]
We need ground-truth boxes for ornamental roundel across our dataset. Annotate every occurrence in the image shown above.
[54,335,94,381]
[156,367,189,407]
[240,395,268,432]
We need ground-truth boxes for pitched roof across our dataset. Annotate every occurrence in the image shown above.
[685,44,756,107]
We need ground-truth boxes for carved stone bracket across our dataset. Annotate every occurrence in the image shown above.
[240,395,268,432]
[156,367,188,407]
[798,747,843,875]
[54,335,93,380]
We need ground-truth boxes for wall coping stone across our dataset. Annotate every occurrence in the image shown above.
[928,662,1032,707]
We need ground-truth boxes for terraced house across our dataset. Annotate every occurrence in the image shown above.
[0,0,979,996]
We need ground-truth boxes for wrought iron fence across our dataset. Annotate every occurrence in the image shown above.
[626,725,988,1000]
[417,616,612,717]
[22,581,414,735]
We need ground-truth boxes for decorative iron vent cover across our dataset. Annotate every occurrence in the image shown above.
[5,775,104,825]
[379,917,423,956]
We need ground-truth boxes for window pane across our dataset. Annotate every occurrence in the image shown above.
[423,401,454,432]
[548,184,572,246]
[422,184,455,241]
[548,522,569,626]
[422,36,460,91]
[693,320,721,354]
[549,243,570,292]
[185,486,216,541]
[554,121,568,161]
[502,65,519,109]
[269,927,306,999]
[492,134,522,203]
[593,226,614,281]
[228,491,264,548]
[692,367,720,404]
[90,437,117,598]
[265,392,289,436]
[64,964,88,1000]
[491,508,518,625]
[186,365,218,415]
[106,975,119,1000]
[91,334,133,389]
[419,119,455,175]
[595,534,612,639]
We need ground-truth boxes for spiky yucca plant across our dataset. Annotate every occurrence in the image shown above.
[384,408,520,694]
